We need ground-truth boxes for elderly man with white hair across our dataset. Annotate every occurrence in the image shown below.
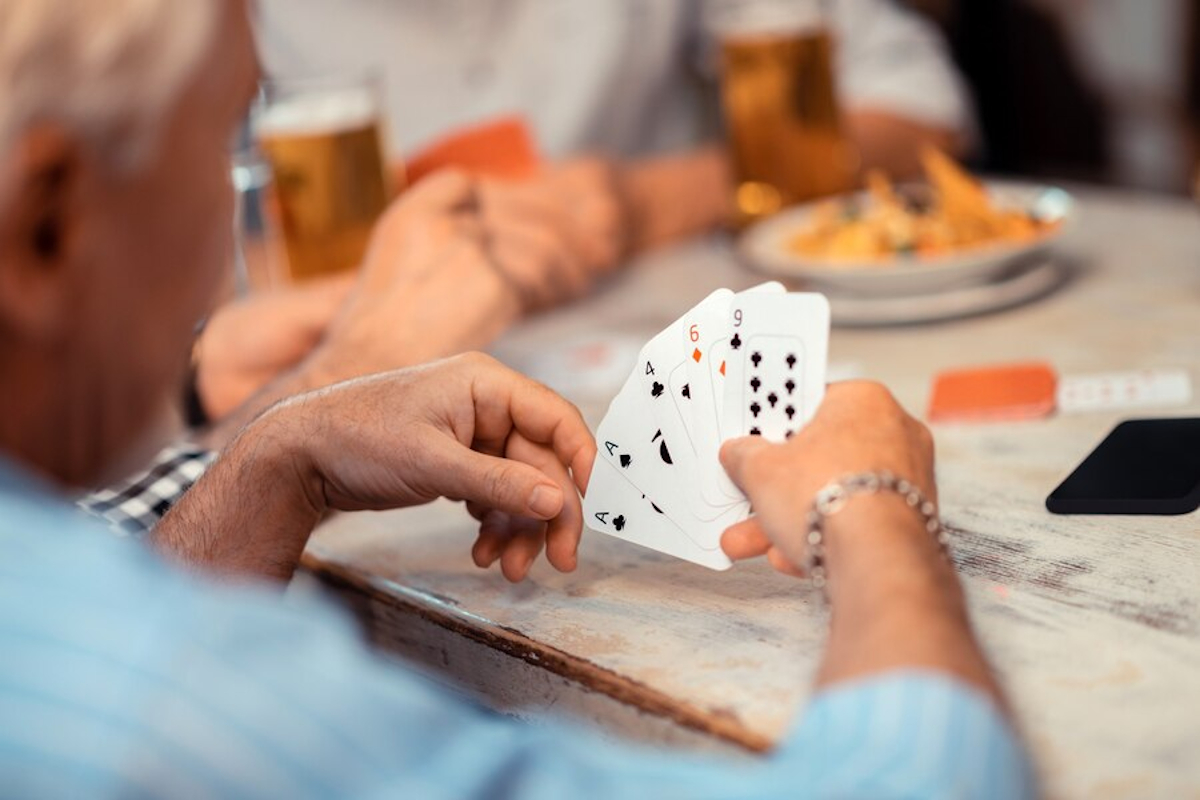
[0,1,1034,797]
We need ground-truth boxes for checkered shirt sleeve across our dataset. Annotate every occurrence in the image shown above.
[76,443,216,537]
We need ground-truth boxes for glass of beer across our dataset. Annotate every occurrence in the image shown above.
[709,0,857,224]
[252,75,393,281]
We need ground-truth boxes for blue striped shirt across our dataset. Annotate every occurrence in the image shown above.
[0,458,1036,799]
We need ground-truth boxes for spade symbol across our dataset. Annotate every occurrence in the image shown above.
[785,405,796,420]
[681,383,691,399]
[750,376,762,393]
[750,427,762,436]
[652,430,673,465]
[730,333,742,350]
[767,392,779,408]
[786,353,797,370]
[785,379,796,395]
[750,401,762,418]
[751,351,762,368]
[651,381,664,398]
[613,515,626,531]
[619,454,632,468]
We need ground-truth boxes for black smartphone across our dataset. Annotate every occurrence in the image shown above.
[1046,418,1200,515]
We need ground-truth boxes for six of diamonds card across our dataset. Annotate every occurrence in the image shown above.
[583,286,831,569]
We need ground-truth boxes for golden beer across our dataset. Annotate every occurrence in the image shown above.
[255,81,392,281]
[719,30,857,223]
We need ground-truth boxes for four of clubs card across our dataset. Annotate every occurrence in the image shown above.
[584,285,831,569]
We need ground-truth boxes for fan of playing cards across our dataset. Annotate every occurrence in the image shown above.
[584,283,831,570]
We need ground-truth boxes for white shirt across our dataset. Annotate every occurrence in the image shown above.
[255,0,972,159]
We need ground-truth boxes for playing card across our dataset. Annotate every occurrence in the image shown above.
[583,457,732,570]
[685,282,785,503]
[595,365,748,554]
[1058,369,1193,414]
[722,293,830,443]
[637,289,739,518]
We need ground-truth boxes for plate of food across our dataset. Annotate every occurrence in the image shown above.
[738,148,1076,295]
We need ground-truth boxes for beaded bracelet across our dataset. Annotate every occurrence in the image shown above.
[805,471,951,592]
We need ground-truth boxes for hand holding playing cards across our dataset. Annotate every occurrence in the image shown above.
[156,353,596,582]
[720,381,938,576]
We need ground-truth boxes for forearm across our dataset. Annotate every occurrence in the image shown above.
[153,404,325,580]
[816,494,1001,703]
[621,145,734,253]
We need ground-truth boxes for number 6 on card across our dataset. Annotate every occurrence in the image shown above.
[721,293,831,443]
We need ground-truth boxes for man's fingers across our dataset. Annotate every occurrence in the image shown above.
[401,169,477,213]
[468,358,597,497]
[719,436,775,493]
[506,431,582,573]
[721,517,772,560]
[472,511,510,568]
[428,439,565,521]
[498,516,547,583]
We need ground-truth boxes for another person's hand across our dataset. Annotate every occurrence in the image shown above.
[158,353,596,583]
[194,274,356,420]
[478,157,630,311]
[299,171,522,386]
[719,381,937,576]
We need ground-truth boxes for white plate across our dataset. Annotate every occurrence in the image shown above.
[828,258,1070,327]
[738,181,1076,296]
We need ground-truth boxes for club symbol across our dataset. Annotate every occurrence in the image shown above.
[681,383,691,399]
[619,454,632,468]
[751,351,762,368]
[785,379,796,395]
[749,401,762,418]
[650,381,664,398]
[785,405,796,420]
[786,353,797,370]
[750,376,762,393]
[613,515,626,531]
[750,427,762,436]
[730,333,742,350]
[767,392,779,408]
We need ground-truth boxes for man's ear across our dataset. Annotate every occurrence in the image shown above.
[0,124,83,342]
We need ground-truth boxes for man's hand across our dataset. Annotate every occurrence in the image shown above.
[478,157,629,311]
[719,381,1001,701]
[719,381,937,575]
[155,354,596,583]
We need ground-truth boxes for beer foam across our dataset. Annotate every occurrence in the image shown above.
[255,88,377,137]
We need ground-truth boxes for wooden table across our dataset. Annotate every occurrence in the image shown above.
[304,187,1200,799]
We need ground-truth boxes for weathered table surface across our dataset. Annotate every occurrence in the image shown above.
[304,187,1200,799]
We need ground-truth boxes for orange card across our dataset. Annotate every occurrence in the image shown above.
[403,116,541,186]
[928,362,1059,423]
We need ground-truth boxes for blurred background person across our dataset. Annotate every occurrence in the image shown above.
[193,0,972,417]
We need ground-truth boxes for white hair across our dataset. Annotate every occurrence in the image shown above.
[0,0,219,174]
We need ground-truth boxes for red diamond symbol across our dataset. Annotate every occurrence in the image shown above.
[719,361,726,376]
[692,348,702,363]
